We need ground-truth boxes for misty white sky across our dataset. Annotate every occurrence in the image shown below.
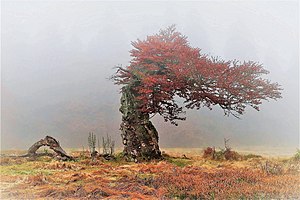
[1,1,299,151]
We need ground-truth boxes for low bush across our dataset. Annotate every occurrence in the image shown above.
[203,147,240,161]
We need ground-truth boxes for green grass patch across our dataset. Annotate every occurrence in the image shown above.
[242,153,262,160]
[164,156,193,167]
[0,162,54,176]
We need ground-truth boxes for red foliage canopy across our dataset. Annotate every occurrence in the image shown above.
[112,26,282,125]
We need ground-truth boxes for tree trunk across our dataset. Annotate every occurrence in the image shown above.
[119,86,161,162]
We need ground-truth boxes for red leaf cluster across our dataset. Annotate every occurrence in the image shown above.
[112,25,282,124]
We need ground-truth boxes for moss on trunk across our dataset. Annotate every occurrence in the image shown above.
[119,86,161,162]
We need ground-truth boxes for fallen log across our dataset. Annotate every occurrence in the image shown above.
[21,136,74,161]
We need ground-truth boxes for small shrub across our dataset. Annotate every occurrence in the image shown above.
[102,134,115,156]
[203,147,240,161]
[260,161,283,175]
[88,132,97,161]
[293,149,300,161]
[114,152,126,162]
[203,138,240,161]
[214,149,225,160]
[203,147,215,159]
[224,149,240,160]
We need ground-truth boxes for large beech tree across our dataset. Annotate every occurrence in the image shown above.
[112,26,282,162]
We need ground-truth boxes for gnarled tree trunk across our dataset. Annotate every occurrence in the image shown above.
[119,86,161,162]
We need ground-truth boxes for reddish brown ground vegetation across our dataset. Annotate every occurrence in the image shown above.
[1,150,299,199]
[203,146,240,161]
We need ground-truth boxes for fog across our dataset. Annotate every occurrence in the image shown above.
[1,1,299,151]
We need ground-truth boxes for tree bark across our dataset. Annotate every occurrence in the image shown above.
[119,86,161,162]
